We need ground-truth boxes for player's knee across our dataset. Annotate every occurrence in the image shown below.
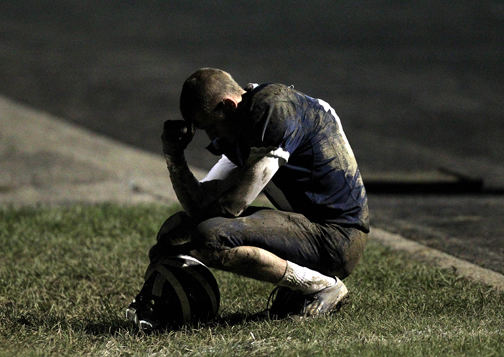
[193,218,236,266]
[156,211,192,242]
[194,218,226,249]
[149,211,197,263]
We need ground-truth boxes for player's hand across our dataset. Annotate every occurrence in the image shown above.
[161,120,195,156]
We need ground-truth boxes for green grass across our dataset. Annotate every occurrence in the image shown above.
[1,204,503,356]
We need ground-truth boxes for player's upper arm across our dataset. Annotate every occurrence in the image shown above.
[217,147,290,217]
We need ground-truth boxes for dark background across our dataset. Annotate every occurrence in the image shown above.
[1,0,503,272]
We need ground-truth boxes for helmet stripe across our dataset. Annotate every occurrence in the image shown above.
[185,268,219,314]
[156,264,192,322]
[159,259,219,315]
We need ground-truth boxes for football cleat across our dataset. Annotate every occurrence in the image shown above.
[268,286,306,319]
[268,278,348,318]
[302,277,348,316]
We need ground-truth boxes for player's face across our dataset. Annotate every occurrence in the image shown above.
[204,118,239,142]
[194,110,240,142]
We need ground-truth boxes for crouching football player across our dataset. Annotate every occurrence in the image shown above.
[128,68,369,327]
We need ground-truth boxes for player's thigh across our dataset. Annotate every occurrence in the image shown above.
[195,208,334,274]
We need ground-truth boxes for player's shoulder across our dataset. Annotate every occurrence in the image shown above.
[241,83,300,119]
[239,83,300,148]
[245,83,293,104]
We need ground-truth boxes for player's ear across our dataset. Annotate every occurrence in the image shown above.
[222,97,238,110]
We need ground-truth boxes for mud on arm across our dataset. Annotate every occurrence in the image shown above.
[211,147,289,217]
[161,119,224,218]
[166,147,288,220]
[164,153,223,219]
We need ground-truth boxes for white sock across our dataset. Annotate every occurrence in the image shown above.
[278,261,337,294]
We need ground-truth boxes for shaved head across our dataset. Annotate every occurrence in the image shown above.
[179,68,244,126]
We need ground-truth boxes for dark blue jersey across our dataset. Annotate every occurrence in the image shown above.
[207,83,369,232]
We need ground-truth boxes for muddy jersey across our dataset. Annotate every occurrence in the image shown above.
[206,83,369,232]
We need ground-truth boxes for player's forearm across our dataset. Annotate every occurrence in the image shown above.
[216,154,283,217]
[165,153,209,218]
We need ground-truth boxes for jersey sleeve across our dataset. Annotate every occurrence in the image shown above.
[200,155,237,183]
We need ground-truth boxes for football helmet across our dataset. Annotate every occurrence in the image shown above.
[126,255,220,330]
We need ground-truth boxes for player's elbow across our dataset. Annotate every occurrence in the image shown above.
[184,198,247,220]
[218,197,248,218]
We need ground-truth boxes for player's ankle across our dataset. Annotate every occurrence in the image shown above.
[277,261,337,294]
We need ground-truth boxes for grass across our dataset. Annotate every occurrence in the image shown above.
[0,204,503,356]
